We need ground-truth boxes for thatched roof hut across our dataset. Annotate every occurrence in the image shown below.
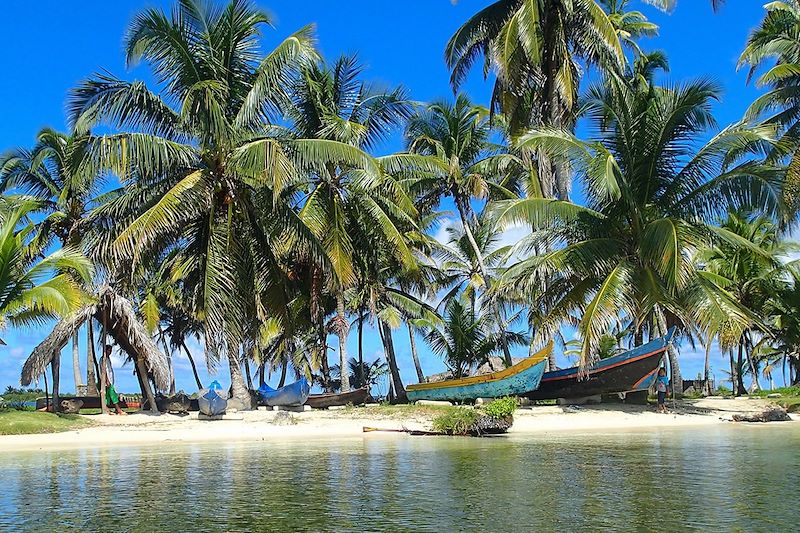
[21,286,170,390]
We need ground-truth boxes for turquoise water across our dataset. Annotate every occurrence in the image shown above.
[0,425,798,532]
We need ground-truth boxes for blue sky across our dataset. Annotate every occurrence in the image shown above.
[0,0,787,394]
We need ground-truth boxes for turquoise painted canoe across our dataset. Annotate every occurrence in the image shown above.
[406,343,552,402]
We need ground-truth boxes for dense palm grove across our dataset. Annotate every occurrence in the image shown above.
[2,0,800,406]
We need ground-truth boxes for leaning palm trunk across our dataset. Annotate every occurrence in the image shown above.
[379,319,407,403]
[72,332,85,395]
[182,342,203,390]
[407,322,424,383]
[335,295,351,393]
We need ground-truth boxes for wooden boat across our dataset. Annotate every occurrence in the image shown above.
[405,343,552,402]
[258,378,310,407]
[35,395,133,411]
[197,388,227,416]
[155,393,191,414]
[305,387,369,409]
[525,328,676,401]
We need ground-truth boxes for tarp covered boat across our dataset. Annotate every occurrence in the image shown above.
[258,378,310,407]
[525,328,676,401]
[305,387,370,409]
[405,343,552,402]
[197,381,227,416]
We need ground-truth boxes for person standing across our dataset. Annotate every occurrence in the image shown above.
[102,345,127,416]
[656,367,669,413]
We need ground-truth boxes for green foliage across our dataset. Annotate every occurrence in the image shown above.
[482,396,517,420]
[431,407,479,435]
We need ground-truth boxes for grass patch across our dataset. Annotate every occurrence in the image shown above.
[0,410,92,435]
[432,407,479,434]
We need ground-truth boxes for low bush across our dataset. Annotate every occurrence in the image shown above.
[482,397,517,419]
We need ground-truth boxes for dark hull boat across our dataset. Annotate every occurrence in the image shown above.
[305,387,369,409]
[525,328,676,401]
[258,378,310,407]
[198,388,227,416]
[35,395,133,411]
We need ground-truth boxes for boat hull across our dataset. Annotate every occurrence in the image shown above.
[306,387,369,409]
[406,344,551,402]
[525,329,675,401]
[198,389,227,416]
[35,396,133,411]
[258,378,310,407]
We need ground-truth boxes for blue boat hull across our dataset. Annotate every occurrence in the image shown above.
[406,345,551,402]
[198,389,227,416]
[525,328,676,400]
[258,378,310,407]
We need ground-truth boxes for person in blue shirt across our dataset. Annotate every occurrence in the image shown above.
[656,367,669,413]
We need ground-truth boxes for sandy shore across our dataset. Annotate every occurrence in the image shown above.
[2,397,796,452]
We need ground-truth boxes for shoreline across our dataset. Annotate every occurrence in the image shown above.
[1,398,796,453]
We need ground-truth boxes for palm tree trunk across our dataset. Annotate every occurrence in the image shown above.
[407,322,425,383]
[782,355,787,388]
[244,360,254,390]
[51,356,60,413]
[736,341,747,396]
[666,343,682,397]
[181,341,203,390]
[729,349,737,394]
[87,320,98,396]
[159,332,175,395]
[358,311,365,386]
[99,310,109,415]
[228,349,252,408]
[703,341,712,396]
[278,358,288,388]
[379,319,407,403]
[258,362,266,387]
[136,355,159,414]
[745,336,761,393]
[320,338,332,392]
[72,331,84,395]
[336,294,351,393]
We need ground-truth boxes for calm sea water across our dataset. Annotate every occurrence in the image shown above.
[1,425,798,532]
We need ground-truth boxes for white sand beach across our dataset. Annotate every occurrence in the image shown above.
[1,398,796,453]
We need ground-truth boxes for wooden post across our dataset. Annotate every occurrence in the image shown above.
[99,309,109,415]
[51,355,61,414]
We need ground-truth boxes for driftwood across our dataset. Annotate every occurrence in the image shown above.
[363,415,514,437]
[732,407,791,423]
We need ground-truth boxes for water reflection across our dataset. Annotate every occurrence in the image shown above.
[0,426,798,532]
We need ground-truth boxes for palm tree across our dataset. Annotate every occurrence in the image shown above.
[422,299,527,379]
[764,270,800,385]
[493,75,785,389]
[739,0,800,217]
[446,0,628,199]
[0,128,103,394]
[67,0,377,406]
[0,200,92,342]
[693,212,792,395]
[289,55,415,392]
